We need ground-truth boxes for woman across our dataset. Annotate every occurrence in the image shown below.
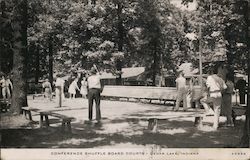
[43,79,52,101]
[221,74,234,127]
[68,77,80,99]
[80,77,88,98]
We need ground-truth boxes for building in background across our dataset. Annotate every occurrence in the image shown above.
[101,67,146,86]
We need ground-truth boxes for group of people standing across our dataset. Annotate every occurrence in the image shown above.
[42,65,103,123]
[42,76,88,101]
[174,64,239,130]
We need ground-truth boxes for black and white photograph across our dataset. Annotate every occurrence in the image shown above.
[0,0,250,159]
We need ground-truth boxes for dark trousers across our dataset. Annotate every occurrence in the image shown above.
[88,88,101,121]
[239,92,245,104]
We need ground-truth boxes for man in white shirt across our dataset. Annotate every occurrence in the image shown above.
[200,65,227,130]
[174,71,187,111]
[55,74,65,107]
[87,65,103,122]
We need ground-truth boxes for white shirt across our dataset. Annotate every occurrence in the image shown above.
[0,78,12,89]
[55,77,65,89]
[206,74,227,98]
[176,76,186,89]
[87,74,101,89]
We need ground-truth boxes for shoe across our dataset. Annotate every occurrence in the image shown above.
[226,123,234,127]
[85,120,93,124]
[94,121,102,127]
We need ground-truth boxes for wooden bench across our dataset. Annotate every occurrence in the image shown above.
[21,107,40,120]
[147,111,206,132]
[39,111,75,133]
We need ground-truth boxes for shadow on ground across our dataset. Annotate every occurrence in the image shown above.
[0,116,244,148]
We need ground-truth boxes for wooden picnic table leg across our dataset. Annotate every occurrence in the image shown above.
[148,119,153,130]
[61,121,66,132]
[40,114,44,128]
[27,110,32,121]
[66,121,72,133]
[194,116,203,128]
[232,110,236,126]
[24,110,27,117]
[148,118,158,132]
[45,115,49,127]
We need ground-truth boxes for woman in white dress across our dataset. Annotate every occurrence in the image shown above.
[68,77,80,99]
[80,77,88,98]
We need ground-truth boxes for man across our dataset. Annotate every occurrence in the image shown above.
[87,65,103,123]
[235,78,246,104]
[174,71,187,111]
[55,74,65,107]
[0,75,13,104]
[200,65,227,130]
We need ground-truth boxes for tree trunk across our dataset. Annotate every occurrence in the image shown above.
[48,36,53,88]
[239,0,250,147]
[35,44,40,84]
[11,0,28,114]
[0,1,5,73]
[116,2,123,85]
[152,42,158,86]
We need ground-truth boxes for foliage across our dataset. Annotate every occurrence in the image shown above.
[24,0,191,84]
[182,0,248,73]
[2,0,248,83]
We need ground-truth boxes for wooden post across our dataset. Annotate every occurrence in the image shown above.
[59,86,62,107]
[197,24,203,112]
[198,24,203,89]
[28,111,32,121]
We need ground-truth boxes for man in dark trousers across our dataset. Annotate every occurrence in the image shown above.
[236,78,246,104]
[87,65,103,123]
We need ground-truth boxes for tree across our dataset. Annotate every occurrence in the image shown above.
[1,0,29,113]
[0,1,14,74]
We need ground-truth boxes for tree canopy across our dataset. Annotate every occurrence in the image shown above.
[1,0,248,81]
